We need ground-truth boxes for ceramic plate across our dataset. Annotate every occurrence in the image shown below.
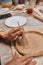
[0,6,15,15]
[5,16,27,27]
[0,8,9,15]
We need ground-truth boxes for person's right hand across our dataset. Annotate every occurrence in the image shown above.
[6,27,25,41]
[5,54,36,65]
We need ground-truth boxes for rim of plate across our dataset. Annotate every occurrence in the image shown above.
[5,16,27,28]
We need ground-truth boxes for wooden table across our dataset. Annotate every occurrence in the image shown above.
[0,7,43,65]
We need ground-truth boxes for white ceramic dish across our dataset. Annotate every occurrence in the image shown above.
[0,6,15,15]
[5,16,27,27]
[0,8,10,15]
[0,8,9,13]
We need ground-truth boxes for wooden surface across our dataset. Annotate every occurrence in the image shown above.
[0,5,43,65]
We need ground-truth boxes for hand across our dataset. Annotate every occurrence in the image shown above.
[6,27,25,41]
[5,55,36,65]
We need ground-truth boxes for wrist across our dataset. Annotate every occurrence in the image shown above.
[0,31,7,42]
[0,31,6,38]
[4,33,12,46]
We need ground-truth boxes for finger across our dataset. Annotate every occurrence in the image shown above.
[22,57,33,65]
[19,28,25,38]
[9,29,25,39]
[18,27,24,31]
[12,29,25,36]
[27,61,36,65]
[8,27,24,34]
[12,31,22,38]
[8,30,21,39]
[8,27,20,34]
[8,28,24,38]
[20,29,25,36]
[17,54,32,62]
[13,53,19,60]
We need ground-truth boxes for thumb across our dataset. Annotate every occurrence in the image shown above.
[13,52,19,60]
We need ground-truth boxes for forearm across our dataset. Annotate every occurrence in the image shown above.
[4,34,12,46]
[0,31,11,40]
[0,31,6,42]
[0,31,7,38]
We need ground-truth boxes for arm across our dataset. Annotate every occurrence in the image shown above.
[0,31,6,38]
[0,31,7,39]
[0,27,25,45]
[0,31,10,44]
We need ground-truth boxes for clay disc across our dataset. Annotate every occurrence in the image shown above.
[16,28,43,57]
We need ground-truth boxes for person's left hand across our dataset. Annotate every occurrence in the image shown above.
[5,54,36,65]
